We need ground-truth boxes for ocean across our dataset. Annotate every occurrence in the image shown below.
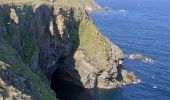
[89,0,170,100]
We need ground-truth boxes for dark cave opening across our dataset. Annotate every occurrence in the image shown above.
[50,61,94,100]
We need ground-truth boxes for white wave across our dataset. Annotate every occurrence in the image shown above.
[128,55,135,59]
[142,59,154,64]
[118,9,127,13]
[137,79,141,83]
[153,85,158,89]
[133,79,141,84]
[151,75,155,78]
[133,81,138,84]
[112,9,127,13]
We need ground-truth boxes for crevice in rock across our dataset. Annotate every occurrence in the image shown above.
[116,59,125,81]
[50,58,94,100]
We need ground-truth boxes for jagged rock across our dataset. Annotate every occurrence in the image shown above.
[10,8,19,24]
[122,70,138,84]
[49,19,54,36]
[0,3,138,99]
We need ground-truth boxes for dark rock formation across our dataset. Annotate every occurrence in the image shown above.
[0,2,138,100]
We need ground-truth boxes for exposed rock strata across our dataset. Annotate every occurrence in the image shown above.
[0,3,138,99]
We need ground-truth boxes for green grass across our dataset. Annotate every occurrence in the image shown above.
[73,10,112,69]
[28,69,57,100]
[0,42,57,100]
[54,0,98,8]
[0,42,25,75]
[0,0,99,9]
[20,32,36,63]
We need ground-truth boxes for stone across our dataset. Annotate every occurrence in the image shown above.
[0,4,138,99]
[10,9,19,24]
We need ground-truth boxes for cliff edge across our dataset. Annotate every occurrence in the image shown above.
[0,1,138,100]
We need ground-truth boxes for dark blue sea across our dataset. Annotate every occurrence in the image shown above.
[89,0,170,100]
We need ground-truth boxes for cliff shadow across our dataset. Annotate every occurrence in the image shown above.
[0,3,94,100]
[48,7,94,100]
[0,4,56,99]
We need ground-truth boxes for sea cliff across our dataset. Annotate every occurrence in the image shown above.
[0,1,138,100]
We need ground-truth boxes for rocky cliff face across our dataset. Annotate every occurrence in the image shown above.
[0,3,138,99]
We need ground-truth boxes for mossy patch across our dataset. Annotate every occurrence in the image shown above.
[0,42,25,75]
[28,69,57,100]
[0,42,57,100]
[20,32,36,63]
[77,18,111,69]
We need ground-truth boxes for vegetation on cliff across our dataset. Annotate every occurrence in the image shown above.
[0,42,56,99]
[0,0,138,99]
[20,32,36,63]
[0,0,101,11]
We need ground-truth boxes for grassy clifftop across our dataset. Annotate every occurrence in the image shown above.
[0,0,101,11]
[0,0,135,99]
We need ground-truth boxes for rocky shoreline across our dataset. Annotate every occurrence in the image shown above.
[0,1,138,100]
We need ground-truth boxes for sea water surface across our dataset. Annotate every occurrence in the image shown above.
[89,0,170,100]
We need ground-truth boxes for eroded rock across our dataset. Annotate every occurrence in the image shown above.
[0,3,138,95]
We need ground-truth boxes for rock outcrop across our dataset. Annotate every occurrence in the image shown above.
[0,43,56,100]
[127,53,154,63]
[0,2,138,99]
